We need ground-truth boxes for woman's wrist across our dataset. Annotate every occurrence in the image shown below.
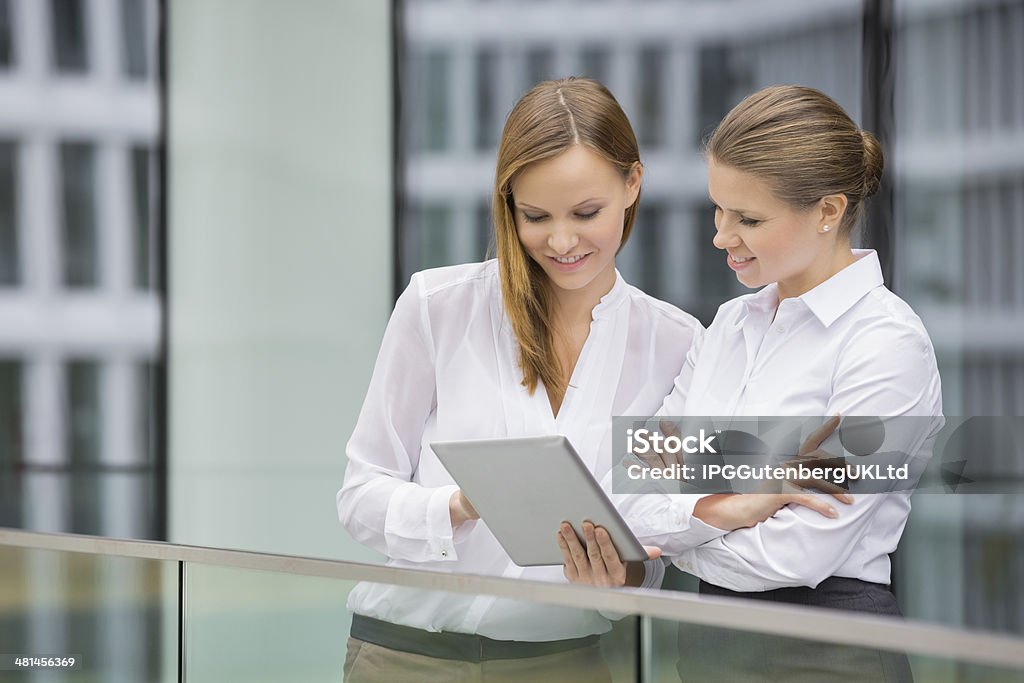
[624,561,646,587]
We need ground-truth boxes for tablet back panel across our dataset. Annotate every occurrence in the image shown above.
[431,435,647,566]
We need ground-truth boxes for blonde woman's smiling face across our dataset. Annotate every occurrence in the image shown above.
[512,144,641,299]
[708,158,840,300]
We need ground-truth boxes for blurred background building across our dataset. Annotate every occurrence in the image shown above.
[0,0,161,537]
[0,0,161,678]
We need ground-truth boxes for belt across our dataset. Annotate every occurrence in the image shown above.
[350,614,600,663]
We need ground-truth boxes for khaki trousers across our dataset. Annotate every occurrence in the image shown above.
[343,636,613,683]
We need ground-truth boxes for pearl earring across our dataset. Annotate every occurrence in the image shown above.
[821,224,831,233]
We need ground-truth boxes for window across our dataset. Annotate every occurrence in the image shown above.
[65,360,102,534]
[135,361,157,465]
[131,146,156,289]
[693,203,741,324]
[474,47,498,151]
[51,0,89,73]
[60,142,99,287]
[0,360,22,528]
[524,47,554,91]
[637,46,666,149]
[422,50,451,152]
[66,360,102,466]
[120,0,148,78]
[413,204,453,273]
[0,0,14,68]
[0,141,17,286]
[474,200,492,261]
[579,46,608,85]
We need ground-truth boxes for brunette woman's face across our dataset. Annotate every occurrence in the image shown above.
[708,158,836,299]
[512,144,641,299]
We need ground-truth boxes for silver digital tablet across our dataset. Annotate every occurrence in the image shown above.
[431,435,648,567]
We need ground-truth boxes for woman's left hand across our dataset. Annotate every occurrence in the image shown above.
[557,521,662,588]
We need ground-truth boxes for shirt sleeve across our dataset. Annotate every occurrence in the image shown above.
[336,275,470,563]
[673,320,944,591]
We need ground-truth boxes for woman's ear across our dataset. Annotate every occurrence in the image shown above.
[625,162,644,205]
[819,193,848,231]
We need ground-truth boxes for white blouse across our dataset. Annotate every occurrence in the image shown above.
[337,259,702,640]
[647,250,944,592]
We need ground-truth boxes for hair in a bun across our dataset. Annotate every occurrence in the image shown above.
[707,85,885,236]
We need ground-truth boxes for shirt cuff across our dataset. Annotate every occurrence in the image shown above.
[426,484,460,561]
[671,496,730,547]
[639,557,666,590]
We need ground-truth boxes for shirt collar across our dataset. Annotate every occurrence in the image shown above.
[734,249,884,328]
[591,269,628,320]
[799,249,884,327]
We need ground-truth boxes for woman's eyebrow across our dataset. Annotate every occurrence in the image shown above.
[516,197,602,210]
[708,195,753,214]
[517,198,602,211]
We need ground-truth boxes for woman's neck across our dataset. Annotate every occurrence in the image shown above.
[778,243,857,301]
[550,266,616,329]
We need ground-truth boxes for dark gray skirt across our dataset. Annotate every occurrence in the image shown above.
[676,577,914,683]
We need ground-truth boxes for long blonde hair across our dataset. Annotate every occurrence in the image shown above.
[493,78,641,404]
[707,85,884,235]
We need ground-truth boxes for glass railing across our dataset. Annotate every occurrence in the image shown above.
[2,528,1023,682]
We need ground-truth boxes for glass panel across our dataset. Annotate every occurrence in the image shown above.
[51,0,89,73]
[59,141,99,288]
[0,140,17,285]
[169,0,390,557]
[184,563,639,682]
[0,545,175,682]
[650,612,1024,683]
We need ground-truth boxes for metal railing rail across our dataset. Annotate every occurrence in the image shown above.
[2,528,1023,670]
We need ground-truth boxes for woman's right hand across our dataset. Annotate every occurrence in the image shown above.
[449,490,480,528]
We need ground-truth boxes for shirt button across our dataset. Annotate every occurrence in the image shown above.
[775,326,787,334]
[440,551,448,558]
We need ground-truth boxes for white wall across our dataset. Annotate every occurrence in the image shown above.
[169,0,390,562]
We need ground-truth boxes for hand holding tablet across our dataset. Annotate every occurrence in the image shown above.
[431,435,648,567]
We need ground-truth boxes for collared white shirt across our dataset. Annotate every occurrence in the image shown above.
[337,259,702,640]
[648,250,943,591]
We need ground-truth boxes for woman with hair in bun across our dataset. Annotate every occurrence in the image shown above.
[337,78,845,683]
[562,85,942,682]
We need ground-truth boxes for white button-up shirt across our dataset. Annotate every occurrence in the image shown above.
[652,250,943,591]
[337,260,702,640]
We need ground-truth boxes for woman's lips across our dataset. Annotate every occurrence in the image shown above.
[726,254,756,272]
[549,253,591,272]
